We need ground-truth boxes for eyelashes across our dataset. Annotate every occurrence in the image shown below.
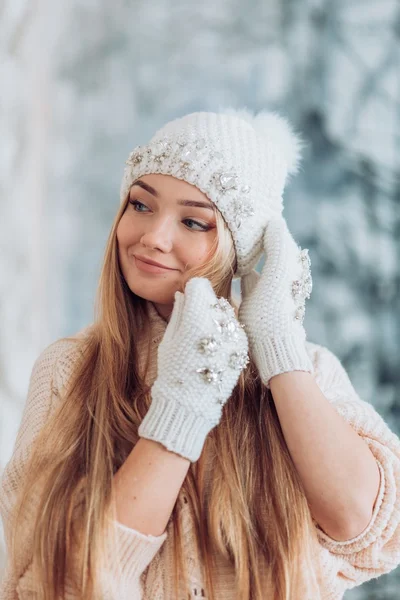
[128,199,212,232]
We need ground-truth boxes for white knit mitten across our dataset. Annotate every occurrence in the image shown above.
[238,217,314,388]
[138,277,249,462]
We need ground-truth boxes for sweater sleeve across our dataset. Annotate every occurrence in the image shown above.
[0,339,167,599]
[308,342,400,593]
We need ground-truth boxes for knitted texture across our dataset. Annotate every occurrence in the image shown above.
[239,216,314,388]
[119,108,302,277]
[0,332,167,600]
[1,304,400,598]
[138,278,249,462]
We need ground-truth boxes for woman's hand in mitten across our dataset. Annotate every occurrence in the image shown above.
[238,216,314,388]
[138,277,249,462]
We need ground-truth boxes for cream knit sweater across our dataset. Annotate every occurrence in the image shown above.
[1,301,400,599]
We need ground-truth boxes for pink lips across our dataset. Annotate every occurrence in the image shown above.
[134,256,176,274]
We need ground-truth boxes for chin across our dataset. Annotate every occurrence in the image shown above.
[128,282,178,305]
[120,263,185,304]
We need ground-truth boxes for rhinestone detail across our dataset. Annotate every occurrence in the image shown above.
[212,317,244,339]
[188,294,248,397]
[211,297,235,315]
[198,335,221,355]
[196,367,225,390]
[124,136,255,231]
[229,351,250,370]
[126,147,144,166]
[292,248,312,324]
[292,250,312,301]
[294,305,306,323]
[217,173,239,191]
[229,198,255,229]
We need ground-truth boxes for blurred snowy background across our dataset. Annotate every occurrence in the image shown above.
[1,0,399,595]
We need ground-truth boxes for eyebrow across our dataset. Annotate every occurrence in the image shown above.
[131,179,215,212]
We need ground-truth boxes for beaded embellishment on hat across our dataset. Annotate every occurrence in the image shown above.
[125,136,256,231]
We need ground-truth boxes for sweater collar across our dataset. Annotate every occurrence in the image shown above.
[147,301,168,345]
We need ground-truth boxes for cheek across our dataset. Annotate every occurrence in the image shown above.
[184,236,215,266]
[116,215,136,246]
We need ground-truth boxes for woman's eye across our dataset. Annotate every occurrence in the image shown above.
[129,199,149,212]
[128,199,210,232]
[184,218,210,232]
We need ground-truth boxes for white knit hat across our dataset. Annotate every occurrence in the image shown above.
[120,108,302,277]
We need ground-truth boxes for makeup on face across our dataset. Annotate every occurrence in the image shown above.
[129,180,216,231]
[133,255,178,274]
[117,175,218,303]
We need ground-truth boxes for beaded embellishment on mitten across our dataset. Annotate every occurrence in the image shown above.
[292,248,313,324]
[138,277,249,462]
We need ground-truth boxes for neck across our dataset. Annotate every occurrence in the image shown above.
[151,302,172,322]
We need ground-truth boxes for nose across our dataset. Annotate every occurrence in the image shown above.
[139,216,174,252]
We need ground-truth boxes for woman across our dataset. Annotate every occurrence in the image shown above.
[1,109,399,600]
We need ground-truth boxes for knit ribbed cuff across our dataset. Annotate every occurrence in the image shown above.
[100,518,167,594]
[138,394,213,462]
[113,520,167,581]
[253,334,314,388]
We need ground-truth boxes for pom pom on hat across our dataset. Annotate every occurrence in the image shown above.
[220,106,303,178]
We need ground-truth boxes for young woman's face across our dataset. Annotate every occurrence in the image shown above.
[116,173,218,320]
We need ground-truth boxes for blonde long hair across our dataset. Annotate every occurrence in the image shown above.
[10,190,322,599]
